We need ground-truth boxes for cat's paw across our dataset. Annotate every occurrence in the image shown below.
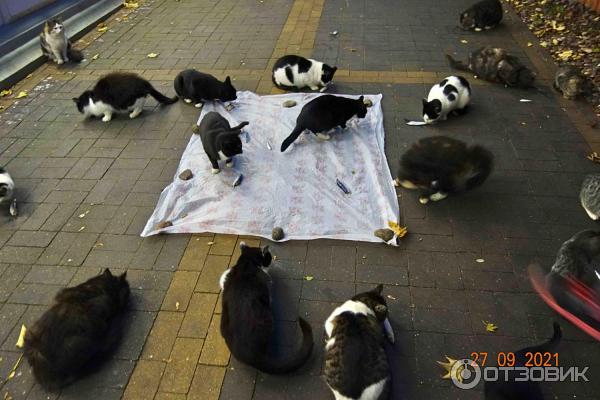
[316,133,331,140]
[184,99,192,104]
[226,161,234,168]
[194,103,204,109]
[393,178,400,187]
[57,59,64,65]
[101,114,112,122]
[129,109,142,119]
[319,86,328,93]
[309,85,319,91]
[211,168,220,174]
[418,196,429,204]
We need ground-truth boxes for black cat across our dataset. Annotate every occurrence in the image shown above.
[280,95,368,152]
[219,243,314,373]
[23,269,130,391]
[395,136,493,204]
[197,112,248,174]
[459,0,503,31]
[174,69,237,108]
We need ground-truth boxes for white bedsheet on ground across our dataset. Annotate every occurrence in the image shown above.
[141,91,399,243]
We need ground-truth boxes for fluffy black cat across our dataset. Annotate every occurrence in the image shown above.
[73,72,178,122]
[272,55,337,91]
[324,285,395,400]
[395,136,493,204]
[459,0,503,31]
[446,47,536,88]
[484,323,562,400]
[197,112,248,174]
[280,95,368,152]
[23,269,130,391]
[173,69,237,108]
[219,243,314,374]
[545,230,600,330]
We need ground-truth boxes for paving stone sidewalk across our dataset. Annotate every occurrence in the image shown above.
[0,0,599,399]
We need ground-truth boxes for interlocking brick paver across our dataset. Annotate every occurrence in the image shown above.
[122,360,165,400]
[158,337,203,394]
[141,311,183,361]
[188,365,226,400]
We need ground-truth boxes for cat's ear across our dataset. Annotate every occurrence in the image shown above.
[239,241,248,252]
[72,97,79,103]
[225,76,232,85]
[119,271,128,281]
[332,66,338,73]
[422,98,428,107]
[373,284,384,295]
[103,268,113,277]
[374,304,387,314]
[358,95,364,102]
[261,245,270,255]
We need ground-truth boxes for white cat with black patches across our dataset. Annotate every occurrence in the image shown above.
[0,167,16,216]
[422,76,471,124]
[272,55,337,92]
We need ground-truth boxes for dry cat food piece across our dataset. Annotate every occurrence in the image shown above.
[179,169,193,181]
[272,227,285,241]
[282,100,297,108]
[156,220,173,230]
[374,228,395,242]
[192,124,200,133]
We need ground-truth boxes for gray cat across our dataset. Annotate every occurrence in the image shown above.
[39,18,83,64]
[324,285,395,400]
[554,66,592,100]
[580,174,600,220]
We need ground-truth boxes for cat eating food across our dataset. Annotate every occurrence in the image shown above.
[23,269,130,391]
[219,243,314,373]
[39,18,83,65]
[280,95,368,152]
[324,284,395,400]
[198,112,249,174]
[272,55,337,92]
[422,76,471,124]
[459,0,503,31]
[395,136,493,204]
[446,47,536,88]
[580,174,600,220]
[73,72,178,122]
[174,69,237,108]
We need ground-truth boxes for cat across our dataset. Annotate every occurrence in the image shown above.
[272,55,337,92]
[395,136,493,204]
[173,70,237,108]
[545,230,600,330]
[580,174,600,220]
[554,66,592,100]
[484,323,561,400]
[446,47,536,88]
[422,76,471,124]
[73,72,178,122]
[197,112,248,174]
[324,284,395,400]
[0,167,15,205]
[39,18,83,65]
[280,95,368,152]
[459,0,503,31]
[23,269,130,391]
[219,243,314,374]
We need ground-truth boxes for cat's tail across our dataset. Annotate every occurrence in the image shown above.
[280,125,304,152]
[445,54,470,72]
[24,341,68,391]
[255,317,314,374]
[518,322,562,357]
[147,84,178,105]
[464,145,494,191]
[67,45,84,63]
[230,121,249,131]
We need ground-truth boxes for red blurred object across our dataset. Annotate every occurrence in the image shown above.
[528,264,600,342]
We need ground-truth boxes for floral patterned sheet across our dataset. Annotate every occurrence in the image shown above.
[141,91,399,243]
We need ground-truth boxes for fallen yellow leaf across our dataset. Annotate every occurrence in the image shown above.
[540,41,548,48]
[15,325,26,348]
[388,221,408,238]
[207,241,215,245]
[527,42,533,47]
[0,89,12,97]
[304,275,314,281]
[123,1,139,8]
[557,50,573,60]
[147,52,158,58]
[92,54,99,60]
[483,320,498,333]
[15,91,27,99]
[437,356,464,381]
[97,26,108,33]
[460,39,468,44]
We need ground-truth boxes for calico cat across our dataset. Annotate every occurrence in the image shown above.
[422,76,471,124]
[173,70,237,108]
[272,55,337,92]
[219,243,314,373]
[580,174,600,220]
[484,323,561,400]
[23,269,130,391]
[39,18,83,65]
[198,112,249,174]
[73,72,178,122]
[459,0,503,31]
[545,230,600,330]
[0,167,15,205]
[324,285,395,400]
[554,66,592,100]
[395,136,493,204]
[280,95,368,152]
[446,47,536,88]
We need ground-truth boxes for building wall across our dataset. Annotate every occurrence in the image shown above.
[0,0,56,25]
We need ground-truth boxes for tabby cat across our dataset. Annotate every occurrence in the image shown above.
[39,18,83,64]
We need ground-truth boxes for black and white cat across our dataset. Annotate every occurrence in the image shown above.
[73,72,178,122]
[484,323,561,400]
[280,95,368,152]
[324,285,394,400]
[395,136,493,204]
[219,243,314,373]
[39,18,83,65]
[272,55,337,92]
[23,269,130,391]
[198,112,248,174]
[0,167,15,206]
[459,0,503,31]
[580,174,600,220]
[173,70,237,108]
[422,76,471,124]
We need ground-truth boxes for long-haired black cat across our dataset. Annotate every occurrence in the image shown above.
[23,269,130,391]
[219,243,314,374]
